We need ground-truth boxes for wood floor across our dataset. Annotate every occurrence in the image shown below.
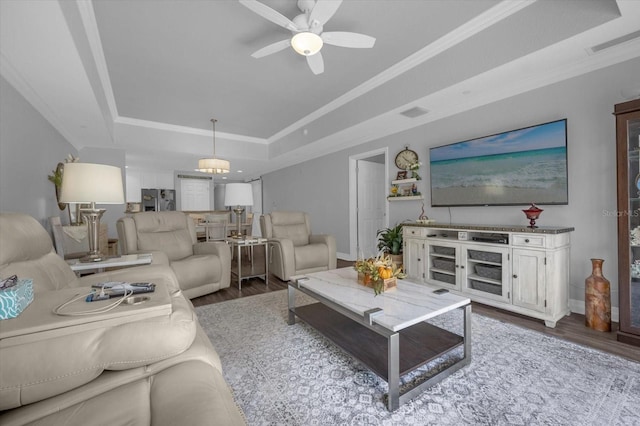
[191,256,640,363]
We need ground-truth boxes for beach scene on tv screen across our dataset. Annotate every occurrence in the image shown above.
[430,120,568,206]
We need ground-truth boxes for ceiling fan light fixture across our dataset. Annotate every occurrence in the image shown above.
[291,32,323,56]
[197,118,230,174]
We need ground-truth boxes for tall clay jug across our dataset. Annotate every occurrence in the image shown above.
[585,258,611,332]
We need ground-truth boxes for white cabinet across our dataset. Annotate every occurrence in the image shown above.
[423,241,510,302]
[511,248,546,313]
[404,235,425,282]
[125,170,142,202]
[426,240,461,291]
[402,224,573,328]
[156,172,175,190]
[126,170,175,202]
[462,244,510,304]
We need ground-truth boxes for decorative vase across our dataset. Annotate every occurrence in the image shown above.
[522,203,543,228]
[585,258,611,332]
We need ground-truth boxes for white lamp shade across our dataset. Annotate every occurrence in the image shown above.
[291,32,323,56]
[197,158,230,174]
[59,162,125,204]
[224,183,253,206]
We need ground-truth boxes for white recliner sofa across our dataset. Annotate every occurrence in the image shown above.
[0,213,245,426]
[260,211,337,281]
[117,211,231,299]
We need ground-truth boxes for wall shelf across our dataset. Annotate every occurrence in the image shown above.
[391,178,417,185]
[387,195,423,201]
[389,176,421,199]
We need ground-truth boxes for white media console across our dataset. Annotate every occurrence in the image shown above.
[402,223,574,327]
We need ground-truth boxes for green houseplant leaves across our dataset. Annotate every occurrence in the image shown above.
[376,223,403,255]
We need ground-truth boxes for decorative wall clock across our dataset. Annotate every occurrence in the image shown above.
[395,147,418,170]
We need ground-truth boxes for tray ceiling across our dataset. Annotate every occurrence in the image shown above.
[2,0,639,179]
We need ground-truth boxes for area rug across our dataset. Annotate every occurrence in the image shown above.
[195,291,640,425]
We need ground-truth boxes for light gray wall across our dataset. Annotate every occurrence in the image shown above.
[0,76,126,239]
[0,76,78,229]
[262,57,640,308]
[262,153,350,239]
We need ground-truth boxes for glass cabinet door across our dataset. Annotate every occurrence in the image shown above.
[616,99,640,346]
[627,117,640,330]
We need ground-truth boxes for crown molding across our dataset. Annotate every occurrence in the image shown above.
[114,116,268,144]
[76,0,118,120]
[259,33,640,176]
[268,0,535,143]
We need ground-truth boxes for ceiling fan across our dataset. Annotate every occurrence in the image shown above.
[239,0,376,75]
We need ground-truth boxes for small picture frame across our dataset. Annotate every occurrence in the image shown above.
[396,171,408,180]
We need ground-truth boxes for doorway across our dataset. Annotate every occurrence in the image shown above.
[349,148,388,260]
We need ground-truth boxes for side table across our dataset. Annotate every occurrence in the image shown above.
[67,253,152,275]
[226,237,268,290]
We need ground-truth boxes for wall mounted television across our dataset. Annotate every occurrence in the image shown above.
[429,119,568,207]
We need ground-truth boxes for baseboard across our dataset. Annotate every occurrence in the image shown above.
[337,252,352,261]
[569,298,619,323]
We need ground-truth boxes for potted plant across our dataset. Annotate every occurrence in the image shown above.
[376,223,403,266]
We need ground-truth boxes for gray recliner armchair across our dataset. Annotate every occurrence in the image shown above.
[117,211,231,299]
[260,211,336,281]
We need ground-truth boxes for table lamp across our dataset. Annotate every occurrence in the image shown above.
[224,183,253,238]
[59,162,124,262]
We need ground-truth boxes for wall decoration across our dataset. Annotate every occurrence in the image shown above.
[430,119,568,206]
[395,147,418,170]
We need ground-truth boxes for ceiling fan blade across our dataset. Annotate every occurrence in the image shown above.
[306,52,324,75]
[239,0,299,31]
[308,0,342,27]
[251,39,291,58]
[321,31,376,48]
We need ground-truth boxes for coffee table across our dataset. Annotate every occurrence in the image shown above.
[288,267,471,411]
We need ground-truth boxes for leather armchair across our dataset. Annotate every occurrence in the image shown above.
[260,211,336,281]
[117,211,231,299]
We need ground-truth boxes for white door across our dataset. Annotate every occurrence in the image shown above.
[357,160,385,258]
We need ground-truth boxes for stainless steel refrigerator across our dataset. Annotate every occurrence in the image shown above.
[141,189,176,211]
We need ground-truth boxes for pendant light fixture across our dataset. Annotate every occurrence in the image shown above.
[197,118,230,174]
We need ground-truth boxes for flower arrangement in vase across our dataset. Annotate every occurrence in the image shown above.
[354,253,406,295]
[47,154,79,212]
[409,161,422,180]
